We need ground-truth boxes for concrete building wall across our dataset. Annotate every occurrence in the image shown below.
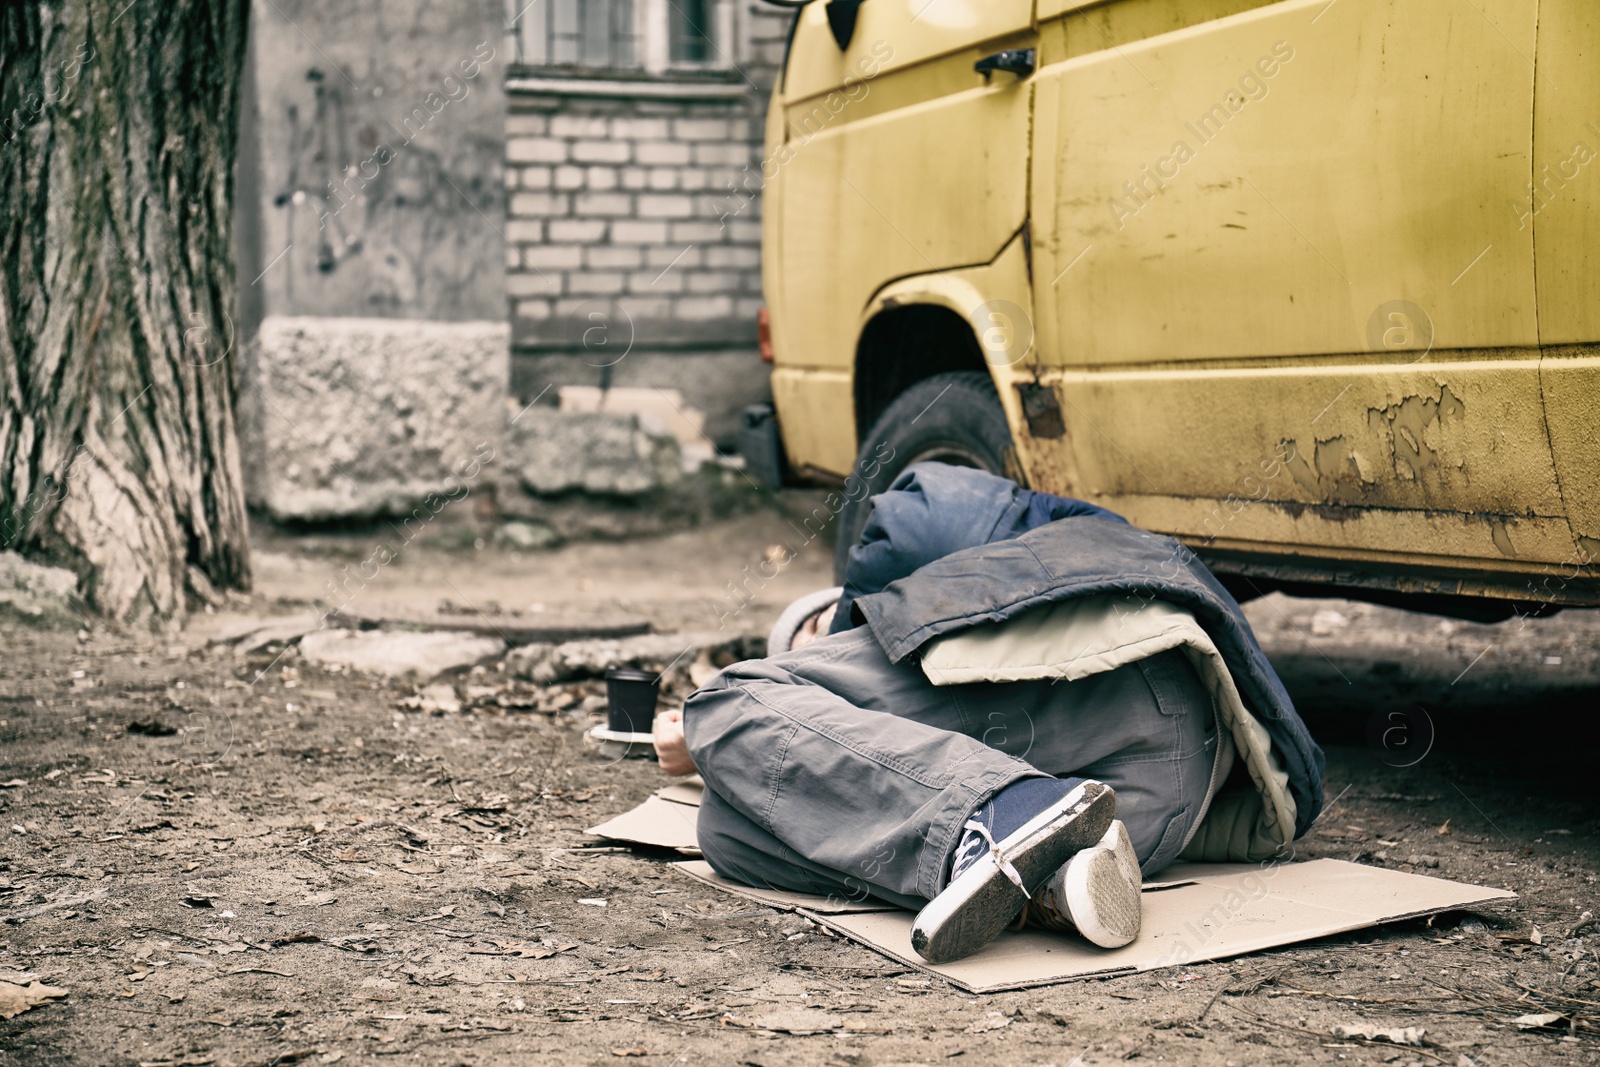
[504,3,794,444]
[235,0,511,522]
[233,1,798,522]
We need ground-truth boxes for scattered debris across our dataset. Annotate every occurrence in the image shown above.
[1310,608,1349,635]
[751,1008,845,1035]
[2,889,108,924]
[298,629,503,679]
[207,615,324,655]
[506,633,757,686]
[328,604,650,644]
[0,551,82,627]
[1330,1023,1427,1046]
[407,683,461,715]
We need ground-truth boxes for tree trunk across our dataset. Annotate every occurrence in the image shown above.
[1,0,252,623]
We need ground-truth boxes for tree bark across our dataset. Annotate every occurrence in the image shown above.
[1,0,252,623]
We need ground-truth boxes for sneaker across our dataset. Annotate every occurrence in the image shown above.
[1025,820,1142,948]
[910,779,1115,964]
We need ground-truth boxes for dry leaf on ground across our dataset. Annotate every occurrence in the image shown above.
[0,980,68,1019]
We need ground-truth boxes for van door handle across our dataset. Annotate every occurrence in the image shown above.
[975,48,1036,82]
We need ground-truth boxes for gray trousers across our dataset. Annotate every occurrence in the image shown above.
[682,627,1218,910]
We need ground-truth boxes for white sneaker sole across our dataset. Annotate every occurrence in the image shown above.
[1061,821,1142,948]
[910,781,1116,964]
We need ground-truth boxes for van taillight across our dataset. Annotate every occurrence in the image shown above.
[758,305,774,363]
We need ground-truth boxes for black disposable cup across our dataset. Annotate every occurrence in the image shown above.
[605,668,660,735]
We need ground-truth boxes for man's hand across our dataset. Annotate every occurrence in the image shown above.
[653,708,696,777]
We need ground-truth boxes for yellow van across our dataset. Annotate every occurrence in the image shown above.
[741,0,1600,615]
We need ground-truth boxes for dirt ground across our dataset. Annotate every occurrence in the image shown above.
[3,507,1598,1067]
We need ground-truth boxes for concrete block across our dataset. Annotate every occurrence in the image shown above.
[706,245,760,268]
[505,219,543,243]
[694,142,754,166]
[552,298,603,318]
[556,384,706,446]
[638,194,695,219]
[632,270,684,293]
[508,137,567,164]
[609,116,671,141]
[239,316,509,523]
[569,272,627,295]
[521,245,585,270]
[506,113,549,136]
[571,139,631,164]
[586,246,644,270]
[610,220,670,245]
[675,296,735,320]
[506,272,561,297]
[673,117,731,141]
[574,192,633,217]
[670,221,725,243]
[586,166,619,191]
[645,244,703,268]
[693,192,734,218]
[688,271,741,294]
[635,141,692,166]
[550,114,611,139]
[617,296,673,319]
[508,407,682,497]
[509,190,569,217]
[509,349,769,446]
[548,219,608,243]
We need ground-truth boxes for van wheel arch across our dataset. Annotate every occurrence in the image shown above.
[852,304,991,444]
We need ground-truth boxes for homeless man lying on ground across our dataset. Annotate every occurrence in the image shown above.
[653,463,1325,964]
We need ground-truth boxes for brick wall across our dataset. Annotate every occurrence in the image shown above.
[505,102,764,348]
[503,3,794,443]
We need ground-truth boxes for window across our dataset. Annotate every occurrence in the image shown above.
[507,0,729,74]
[669,0,714,64]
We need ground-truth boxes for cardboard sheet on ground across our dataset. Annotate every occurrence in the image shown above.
[587,777,705,855]
[590,784,1515,993]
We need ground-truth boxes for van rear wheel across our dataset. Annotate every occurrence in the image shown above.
[832,371,1016,583]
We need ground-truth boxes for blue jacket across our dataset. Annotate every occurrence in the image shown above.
[838,463,1325,840]
[831,464,1126,634]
